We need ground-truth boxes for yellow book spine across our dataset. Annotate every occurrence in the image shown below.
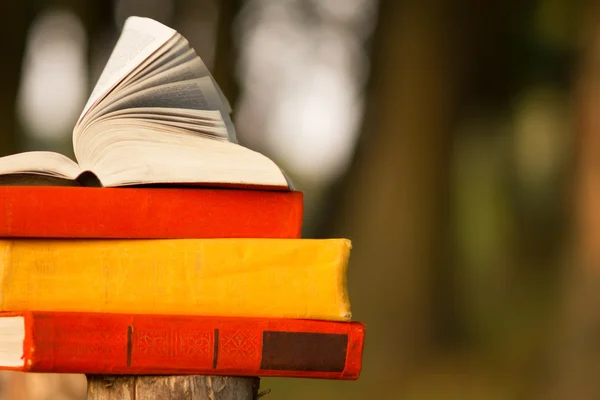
[0,239,351,321]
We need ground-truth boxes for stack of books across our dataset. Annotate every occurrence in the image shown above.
[0,17,365,381]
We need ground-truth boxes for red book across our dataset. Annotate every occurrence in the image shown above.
[0,312,365,380]
[0,186,303,239]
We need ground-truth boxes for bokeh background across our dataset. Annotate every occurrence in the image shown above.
[0,0,598,399]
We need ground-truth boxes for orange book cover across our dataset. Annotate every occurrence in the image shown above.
[0,186,303,239]
[0,238,352,321]
[0,311,365,380]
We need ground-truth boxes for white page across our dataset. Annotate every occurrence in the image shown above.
[77,16,176,123]
[95,118,228,138]
[93,107,224,123]
[132,53,231,115]
[98,77,225,115]
[93,118,227,143]
[98,114,225,131]
[90,136,288,188]
[116,35,187,92]
[134,38,192,80]
[0,151,81,179]
[113,59,208,101]
[145,49,197,79]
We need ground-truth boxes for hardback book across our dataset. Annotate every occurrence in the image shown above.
[0,312,365,379]
[0,186,302,239]
[0,238,352,321]
[0,16,289,189]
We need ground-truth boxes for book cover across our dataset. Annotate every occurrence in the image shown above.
[0,238,351,321]
[0,312,364,379]
[0,186,302,239]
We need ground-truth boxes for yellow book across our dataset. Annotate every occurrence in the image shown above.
[0,239,351,321]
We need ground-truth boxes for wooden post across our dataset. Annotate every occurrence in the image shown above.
[86,375,260,399]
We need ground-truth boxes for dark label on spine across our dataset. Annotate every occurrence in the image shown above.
[260,331,347,372]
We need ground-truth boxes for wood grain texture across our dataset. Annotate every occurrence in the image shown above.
[86,375,260,399]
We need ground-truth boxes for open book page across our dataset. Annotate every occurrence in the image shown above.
[133,40,232,115]
[86,129,288,188]
[0,152,81,180]
[89,117,228,140]
[107,59,209,103]
[118,36,191,91]
[109,35,181,94]
[130,119,226,136]
[76,112,228,169]
[112,34,233,121]
[76,120,227,171]
[92,107,225,124]
[0,174,80,186]
[96,112,226,129]
[77,17,176,123]
[85,77,226,123]
[212,77,232,115]
[144,48,197,80]
[75,37,181,135]
[110,56,236,141]
[221,111,237,143]
[103,45,234,136]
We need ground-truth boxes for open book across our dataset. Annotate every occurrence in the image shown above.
[0,16,288,189]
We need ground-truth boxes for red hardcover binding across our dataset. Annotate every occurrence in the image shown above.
[0,187,303,239]
[5,312,364,379]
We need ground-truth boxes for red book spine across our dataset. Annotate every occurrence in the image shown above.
[14,312,364,379]
[0,187,303,239]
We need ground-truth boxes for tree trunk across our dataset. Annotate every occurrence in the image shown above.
[0,2,35,155]
[86,375,259,400]
[543,4,600,399]
[211,0,241,106]
[320,0,463,387]
[314,0,519,397]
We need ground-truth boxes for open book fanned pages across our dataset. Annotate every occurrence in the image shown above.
[0,16,289,189]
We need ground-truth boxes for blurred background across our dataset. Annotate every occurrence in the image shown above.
[0,0,599,399]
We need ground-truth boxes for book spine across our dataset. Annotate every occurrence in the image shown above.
[21,313,364,379]
[0,239,351,321]
[0,187,303,239]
